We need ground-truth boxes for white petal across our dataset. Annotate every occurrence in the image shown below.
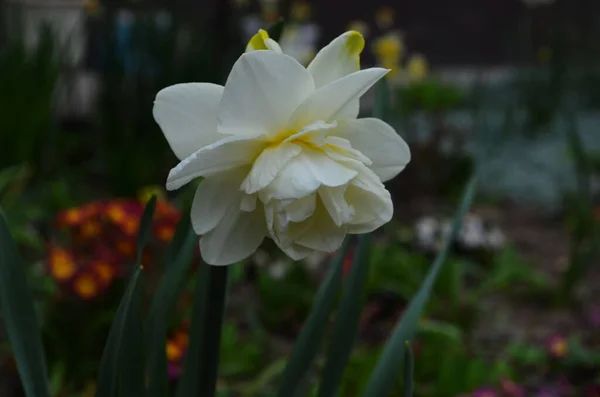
[307,31,364,89]
[240,142,302,194]
[218,51,315,138]
[323,136,372,166]
[153,83,224,160]
[190,169,247,235]
[240,194,257,212]
[334,118,411,182]
[319,185,354,227]
[346,167,394,234]
[277,242,314,261]
[199,201,267,266]
[166,137,264,191]
[282,194,316,223]
[295,201,346,252]
[259,149,357,202]
[289,68,389,126]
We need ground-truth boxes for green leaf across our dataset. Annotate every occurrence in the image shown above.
[276,238,352,397]
[120,269,145,397]
[361,175,477,397]
[317,234,372,397]
[175,261,210,397]
[136,195,157,265]
[147,217,197,397]
[97,197,156,397]
[266,18,286,42]
[96,266,144,397]
[403,342,414,397]
[0,211,50,397]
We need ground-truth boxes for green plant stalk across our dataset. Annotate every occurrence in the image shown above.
[200,266,229,397]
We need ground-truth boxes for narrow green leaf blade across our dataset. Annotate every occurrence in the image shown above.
[361,175,477,397]
[120,269,145,397]
[276,237,352,397]
[403,342,414,397]
[97,197,156,397]
[136,195,157,265]
[317,234,372,397]
[0,211,50,397]
[96,266,144,397]
[175,261,211,397]
[147,219,198,397]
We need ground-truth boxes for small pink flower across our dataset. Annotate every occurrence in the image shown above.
[472,388,497,397]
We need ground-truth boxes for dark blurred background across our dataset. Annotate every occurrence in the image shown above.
[2,1,600,396]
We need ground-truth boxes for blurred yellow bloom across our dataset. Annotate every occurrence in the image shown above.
[375,6,395,29]
[372,32,404,63]
[406,54,429,81]
[347,20,370,38]
[81,220,101,238]
[291,1,311,21]
[73,273,100,299]
[536,46,552,64]
[83,0,101,16]
[49,247,76,281]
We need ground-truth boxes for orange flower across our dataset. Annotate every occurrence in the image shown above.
[73,272,100,300]
[156,224,176,242]
[122,218,139,236]
[61,208,83,226]
[92,260,115,286]
[166,340,184,362]
[80,220,102,239]
[48,247,77,282]
[107,203,128,224]
[117,239,136,257]
[548,334,568,358]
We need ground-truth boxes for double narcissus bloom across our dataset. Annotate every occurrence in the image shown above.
[154,30,411,266]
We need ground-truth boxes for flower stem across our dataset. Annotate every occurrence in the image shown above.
[200,265,229,397]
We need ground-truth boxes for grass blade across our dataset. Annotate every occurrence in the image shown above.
[361,175,477,397]
[175,260,211,397]
[317,234,372,397]
[96,266,144,397]
[136,195,157,265]
[0,211,50,397]
[276,238,352,397]
[403,342,414,397]
[96,197,157,397]
[120,268,145,397]
[146,217,197,397]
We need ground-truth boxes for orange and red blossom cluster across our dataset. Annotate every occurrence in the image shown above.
[47,197,182,300]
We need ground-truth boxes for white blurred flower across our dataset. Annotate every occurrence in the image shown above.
[485,227,506,249]
[459,214,486,249]
[415,216,438,249]
[269,259,289,279]
[279,24,320,66]
[252,249,271,267]
[304,251,327,271]
[154,31,410,265]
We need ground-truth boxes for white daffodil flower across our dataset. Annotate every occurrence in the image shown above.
[153,30,411,265]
